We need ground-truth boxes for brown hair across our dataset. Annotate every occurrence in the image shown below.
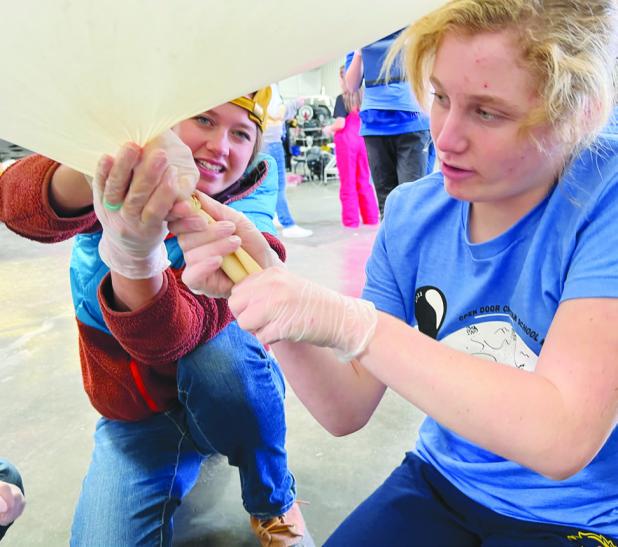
[249,129,263,166]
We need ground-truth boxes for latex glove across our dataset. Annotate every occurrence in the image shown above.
[83,130,198,196]
[93,141,187,279]
[0,481,25,526]
[229,267,378,363]
[143,130,199,201]
[169,191,282,298]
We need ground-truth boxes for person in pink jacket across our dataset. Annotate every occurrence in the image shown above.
[324,67,379,228]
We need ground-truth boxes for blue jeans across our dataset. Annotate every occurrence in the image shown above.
[71,322,295,546]
[0,459,23,541]
[265,141,296,227]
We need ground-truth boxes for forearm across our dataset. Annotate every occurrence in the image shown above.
[109,271,164,311]
[0,156,98,241]
[49,164,93,216]
[360,312,581,478]
[325,118,346,136]
[273,340,386,436]
[99,270,227,365]
[345,51,363,92]
[331,117,346,133]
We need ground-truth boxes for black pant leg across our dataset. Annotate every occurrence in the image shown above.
[394,130,431,185]
[363,135,399,215]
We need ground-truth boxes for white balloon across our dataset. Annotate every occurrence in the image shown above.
[0,0,445,176]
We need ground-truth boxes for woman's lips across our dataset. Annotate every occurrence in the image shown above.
[195,159,224,180]
[441,161,476,181]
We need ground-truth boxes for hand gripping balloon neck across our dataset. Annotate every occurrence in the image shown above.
[191,195,262,283]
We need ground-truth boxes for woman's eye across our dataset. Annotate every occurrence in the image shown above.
[477,108,498,122]
[195,115,213,126]
[432,92,448,105]
[233,130,251,141]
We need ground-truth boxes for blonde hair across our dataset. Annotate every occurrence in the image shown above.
[339,64,363,113]
[343,88,363,113]
[386,0,618,154]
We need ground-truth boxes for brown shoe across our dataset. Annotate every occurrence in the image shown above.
[250,502,307,547]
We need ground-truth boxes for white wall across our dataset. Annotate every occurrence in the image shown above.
[279,57,345,100]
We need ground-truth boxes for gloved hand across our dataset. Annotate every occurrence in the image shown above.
[168,191,282,298]
[0,481,25,526]
[142,130,199,202]
[93,135,197,279]
[228,267,378,363]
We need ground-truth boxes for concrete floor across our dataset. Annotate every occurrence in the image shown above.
[0,179,424,546]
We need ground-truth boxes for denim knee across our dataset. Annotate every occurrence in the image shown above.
[177,322,285,411]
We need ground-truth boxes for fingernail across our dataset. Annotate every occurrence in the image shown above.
[97,155,110,170]
[153,153,168,170]
[218,221,236,232]
[123,143,140,158]
[202,256,223,269]
[228,235,241,244]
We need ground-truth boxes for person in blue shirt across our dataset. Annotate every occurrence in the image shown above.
[345,31,435,215]
[171,0,618,545]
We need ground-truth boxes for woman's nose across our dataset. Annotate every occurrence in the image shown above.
[434,110,468,155]
[205,129,230,157]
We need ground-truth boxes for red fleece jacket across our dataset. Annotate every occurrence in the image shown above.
[0,155,285,420]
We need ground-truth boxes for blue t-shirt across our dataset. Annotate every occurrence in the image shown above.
[345,33,430,137]
[362,133,618,535]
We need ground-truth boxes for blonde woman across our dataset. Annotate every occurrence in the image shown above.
[173,0,618,544]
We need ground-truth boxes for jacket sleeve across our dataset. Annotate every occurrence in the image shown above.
[98,233,286,366]
[263,231,286,262]
[0,155,99,242]
[98,268,234,365]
